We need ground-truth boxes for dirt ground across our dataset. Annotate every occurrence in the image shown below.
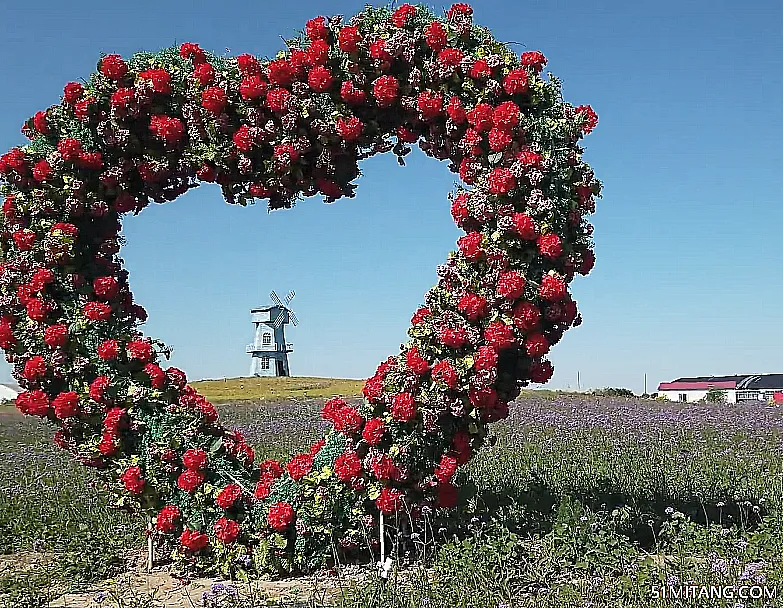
[46,549,368,608]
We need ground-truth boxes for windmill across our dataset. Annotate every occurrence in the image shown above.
[247,290,298,377]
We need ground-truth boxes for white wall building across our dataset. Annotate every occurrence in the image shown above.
[658,375,783,404]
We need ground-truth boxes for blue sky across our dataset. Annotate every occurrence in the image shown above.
[1,0,782,393]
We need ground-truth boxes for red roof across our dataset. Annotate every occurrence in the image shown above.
[658,381,736,391]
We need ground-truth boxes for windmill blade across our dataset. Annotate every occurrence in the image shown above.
[289,311,299,326]
[270,290,283,308]
[284,290,295,305]
[273,310,285,328]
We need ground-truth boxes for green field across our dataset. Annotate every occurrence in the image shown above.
[1,380,782,607]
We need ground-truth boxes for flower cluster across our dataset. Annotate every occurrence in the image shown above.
[0,3,599,574]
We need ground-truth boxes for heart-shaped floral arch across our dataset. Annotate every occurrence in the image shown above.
[0,3,599,573]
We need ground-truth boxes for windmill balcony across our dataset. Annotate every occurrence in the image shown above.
[246,343,294,353]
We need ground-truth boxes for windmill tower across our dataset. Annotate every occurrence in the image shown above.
[247,290,298,377]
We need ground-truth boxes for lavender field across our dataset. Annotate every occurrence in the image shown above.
[2,394,783,607]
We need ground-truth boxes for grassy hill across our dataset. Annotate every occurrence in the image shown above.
[191,376,365,403]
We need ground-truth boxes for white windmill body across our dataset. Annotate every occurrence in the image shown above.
[247,291,298,377]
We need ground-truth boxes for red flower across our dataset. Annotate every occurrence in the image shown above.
[488,129,512,151]
[457,232,483,261]
[469,59,491,79]
[26,298,48,321]
[369,39,392,62]
[100,54,128,80]
[177,469,205,493]
[417,91,443,120]
[84,302,111,322]
[216,484,242,509]
[214,517,240,544]
[434,455,458,483]
[97,339,119,360]
[335,451,362,481]
[497,271,525,300]
[274,142,300,164]
[121,466,145,495]
[458,293,488,321]
[575,105,598,134]
[438,482,458,508]
[23,356,46,381]
[16,390,50,417]
[144,363,166,388]
[240,75,267,100]
[363,377,383,402]
[13,230,36,251]
[53,391,79,419]
[266,59,295,87]
[371,453,398,480]
[76,151,103,171]
[513,213,537,239]
[307,66,333,92]
[521,50,547,72]
[341,80,366,105]
[183,448,207,471]
[180,528,209,552]
[540,274,567,301]
[267,501,295,531]
[156,505,181,533]
[392,4,417,27]
[233,125,253,152]
[236,53,261,76]
[579,249,596,275]
[33,111,49,135]
[333,406,364,435]
[451,193,470,226]
[529,359,554,383]
[493,101,520,131]
[537,233,563,259]
[447,3,473,19]
[0,317,14,349]
[411,307,431,325]
[1,149,28,174]
[287,452,314,480]
[127,340,153,362]
[30,268,52,292]
[376,487,403,514]
[372,75,399,107]
[180,42,206,64]
[487,167,516,195]
[138,69,172,94]
[525,332,550,357]
[405,346,430,375]
[89,376,110,402]
[432,360,458,388]
[306,39,330,66]
[93,276,119,300]
[305,16,329,40]
[484,321,516,350]
[362,418,386,446]
[469,387,497,409]
[474,345,498,371]
[447,96,467,123]
[63,82,84,104]
[503,68,529,95]
[513,301,541,331]
[391,393,416,422]
[437,48,463,68]
[33,160,52,182]
[336,116,363,142]
[517,149,543,167]
[35,324,63,347]
[149,115,185,144]
[424,21,447,51]
[201,87,228,114]
[111,88,135,109]
[338,26,361,52]
[57,139,83,161]
[466,103,493,132]
[439,326,467,349]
